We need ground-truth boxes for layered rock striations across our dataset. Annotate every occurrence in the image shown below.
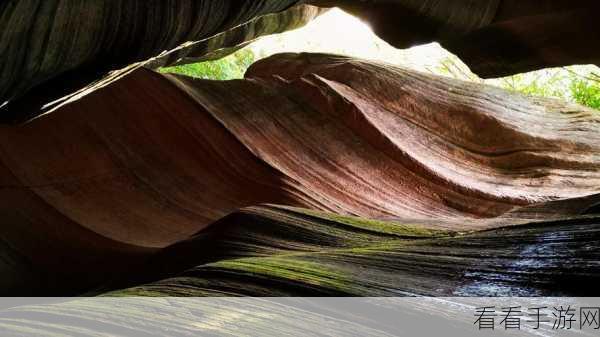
[3,1,600,123]
[2,0,600,299]
[1,53,599,295]
[0,1,322,122]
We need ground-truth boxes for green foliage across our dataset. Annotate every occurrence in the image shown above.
[159,48,255,80]
[570,78,600,110]
[436,55,600,111]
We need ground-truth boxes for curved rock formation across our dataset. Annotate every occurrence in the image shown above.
[0,1,322,122]
[1,53,599,295]
[117,205,600,297]
[3,1,600,123]
[0,204,599,335]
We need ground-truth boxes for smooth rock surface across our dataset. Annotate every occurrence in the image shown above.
[1,53,599,295]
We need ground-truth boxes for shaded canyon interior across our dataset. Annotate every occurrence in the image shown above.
[1,0,600,301]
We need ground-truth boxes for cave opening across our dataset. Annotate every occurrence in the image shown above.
[162,8,600,111]
[1,0,600,310]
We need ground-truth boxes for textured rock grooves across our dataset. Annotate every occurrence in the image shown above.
[1,53,600,295]
[0,1,323,122]
[3,1,600,123]
[119,205,600,297]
